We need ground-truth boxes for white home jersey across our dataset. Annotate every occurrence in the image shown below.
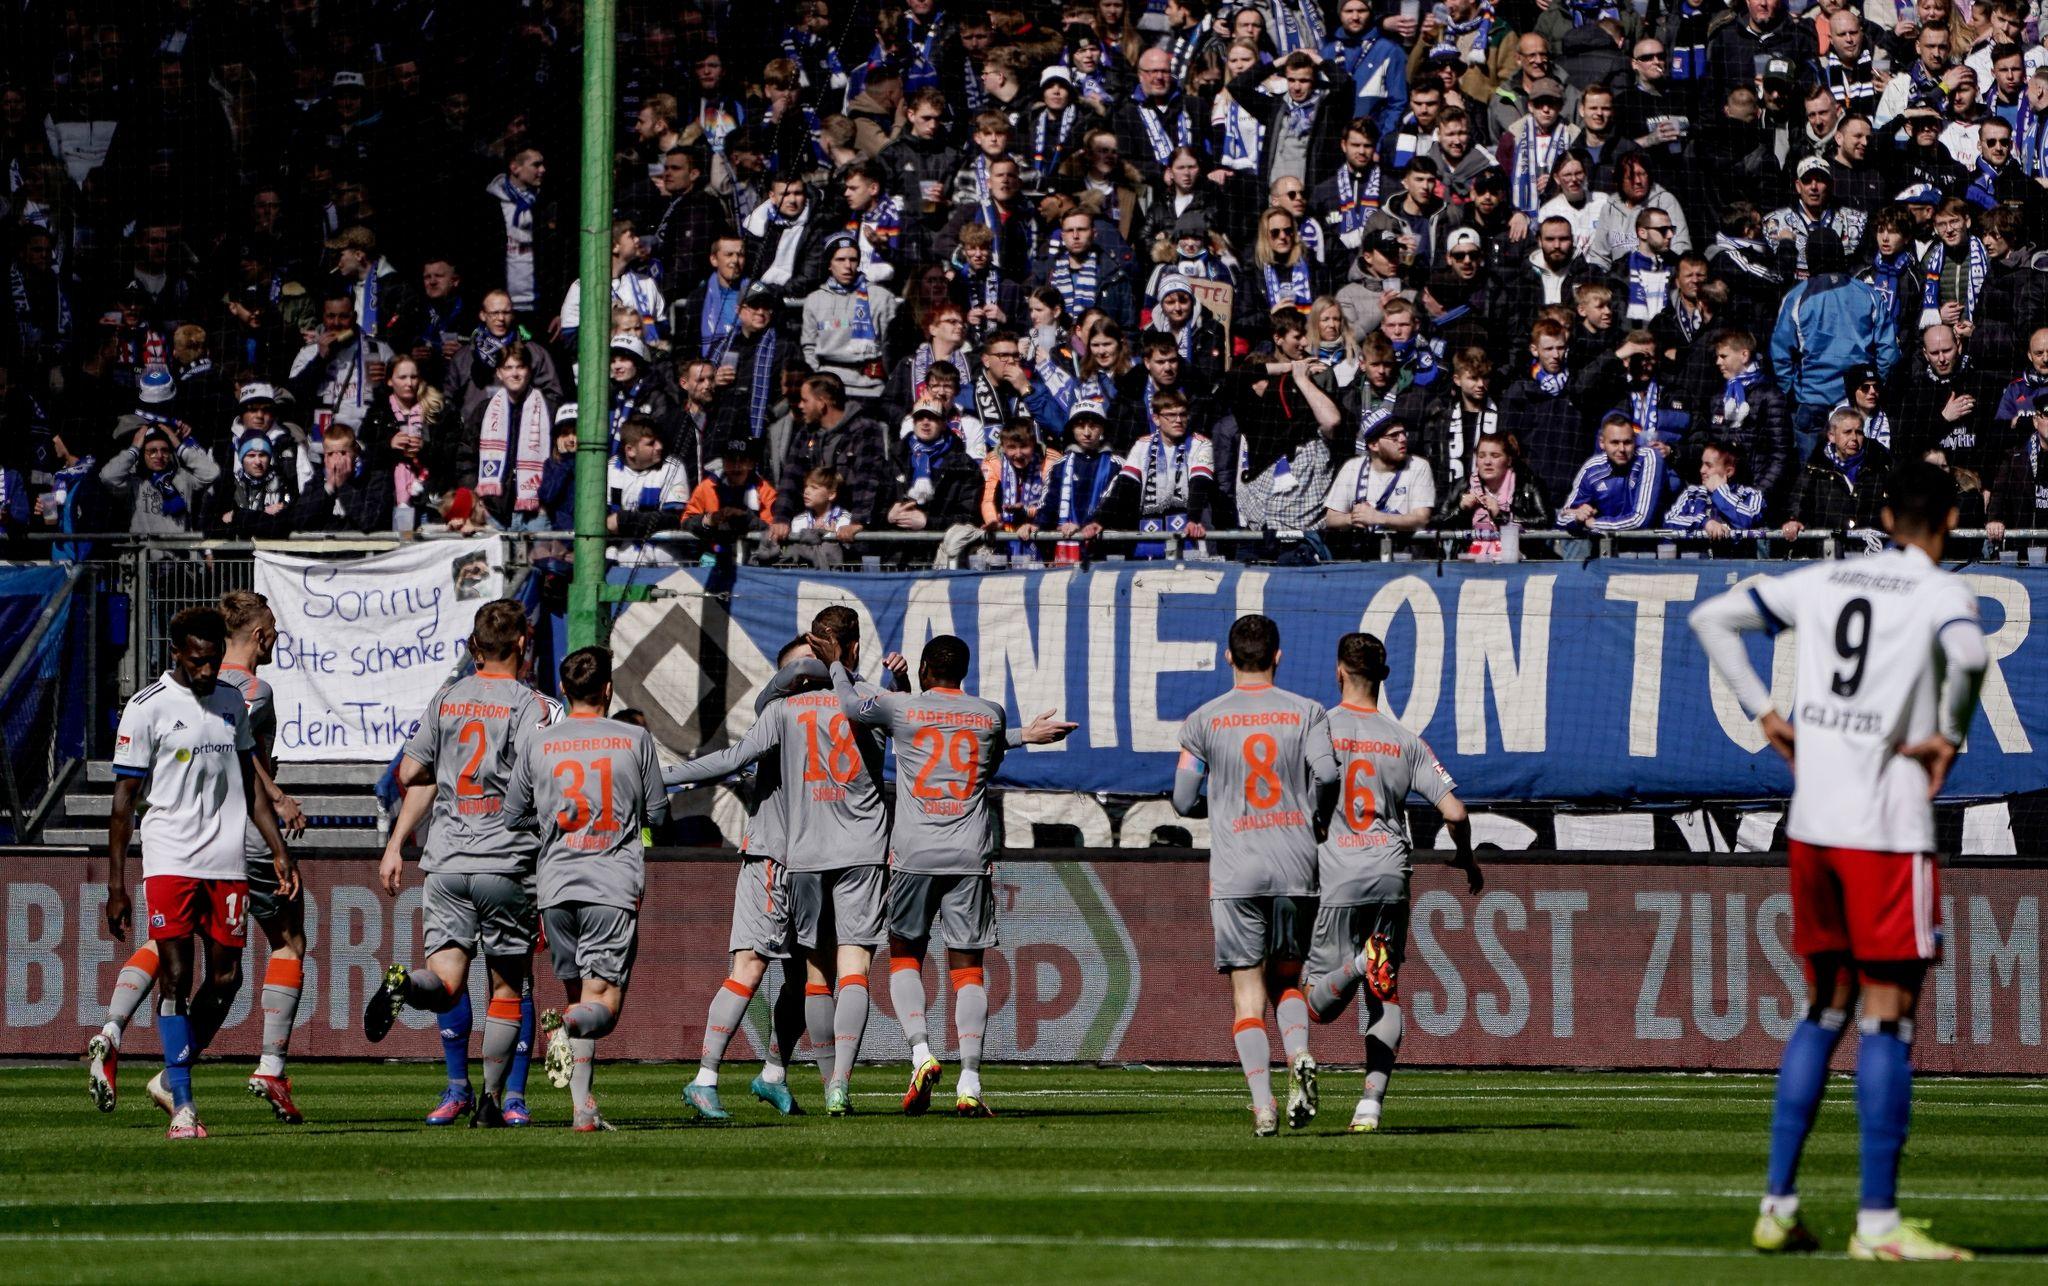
[1700,546,1984,854]
[112,671,257,880]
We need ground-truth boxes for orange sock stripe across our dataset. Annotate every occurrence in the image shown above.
[1231,1016,1264,1036]
[263,957,304,989]
[486,997,522,1021]
[1279,987,1306,1006]
[721,978,755,999]
[123,943,160,974]
[804,982,833,997]
[949,967,985,990]
[888,956,923,974]
[837,975,868,991]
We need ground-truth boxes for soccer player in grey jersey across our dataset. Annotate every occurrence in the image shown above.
[666,605,893,1117]
[1174,615,1342,1137]
[504,647,668,1132]
[684,635,829,1121]
[817,630,1075,1117]
[1302,632,1481,1133]
[365,600,561,1128]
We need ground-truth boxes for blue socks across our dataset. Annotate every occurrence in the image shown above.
[1856,1019,1914,1212]
[508,981,535,1100]
[158,1003,194,1109]
[1766,1010,1846,1196]
[439,988,473,1087]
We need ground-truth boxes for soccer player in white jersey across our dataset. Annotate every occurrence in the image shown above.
[1301,632,1481,1133]
[1173,614,1342,1136]
[816,630,1074,1117]
[1691,462,1987,1262]
[506,647,668,1132]
[104,606,297,1139]
[683,636,826,1120]
[87,592,310,1119]
[365,600,561,1128]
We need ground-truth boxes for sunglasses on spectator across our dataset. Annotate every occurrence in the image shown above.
[1635,50,1666,61]
[1448,250,1481,261]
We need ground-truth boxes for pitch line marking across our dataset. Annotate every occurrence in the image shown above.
[0,1230,2042,1263]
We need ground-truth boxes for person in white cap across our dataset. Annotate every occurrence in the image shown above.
[1142,272,1229,380]
[1763,157,1869,276]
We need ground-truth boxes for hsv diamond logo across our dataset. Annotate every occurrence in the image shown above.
[149,911,166,929]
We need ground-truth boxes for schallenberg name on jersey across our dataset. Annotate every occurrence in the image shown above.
[113,672,255,881]
[1752,547,1981,854]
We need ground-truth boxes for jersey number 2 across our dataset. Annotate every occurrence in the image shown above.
[455,720,487,797]
[1831,597,1872,697]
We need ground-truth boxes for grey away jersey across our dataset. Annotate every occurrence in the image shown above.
[1318,702,1456,905]
[505,715,668,910]
[1179,684,1338,898]
[668,680,890,872]
[832,663,1009,875]
[219,664,277,861]
[402,672,561,874]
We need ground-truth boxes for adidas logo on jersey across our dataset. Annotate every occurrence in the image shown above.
[172,720,187,730]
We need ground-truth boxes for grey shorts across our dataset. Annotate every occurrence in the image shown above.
[787,865,887,950]
[244,851,301,932]
[887,871,998,951]
[1211,895,1318,973]
[422,871,536,960]
[1305,900,1410,992]
[728,858,793,959]
[543,902,639,986]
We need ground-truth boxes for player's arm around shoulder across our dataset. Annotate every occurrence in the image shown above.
[666,705,779,789]
[500,722,543,831]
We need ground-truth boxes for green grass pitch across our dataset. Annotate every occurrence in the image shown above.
[3,1062,2045,1283]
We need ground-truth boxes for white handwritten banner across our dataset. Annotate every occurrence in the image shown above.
[255,537,506,761]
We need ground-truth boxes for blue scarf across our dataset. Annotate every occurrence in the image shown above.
[1564,0,1620,24]
[1532,362,1569,397]
[1269,0,1326,54]
[146,462,187,517]
[910,431,954,483]
[1921,236,1988,319]
[1059,447,1117,525]
[1050,253,1100,316]
[1432,4,1495,60]
[1631,383,1663,442]
[1133,90,1193,169]
[1964,158,2006,210]
[1722,358,1764,423]
[701,274,749,360]
[1625,250,1672,321]
[1513,123,1564,216]
[825,273,877,342]
[1392,337,1439,386]
[1335,166,1383,232]
[1000,451,1047,515]
[2022,95,2048,176]
[1866,248,1916,320]
[1263,260,1313,313]
[1825,441,1864,487]
[1669,2,1708,83]
[1033,105,1076,172]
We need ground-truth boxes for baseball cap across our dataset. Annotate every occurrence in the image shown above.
[1065,399,1109,426]
[138,366,176,406]
[556,402,580,424]
[1896,182,1942,205]
[1526,77,1565,104]
[720,437,758,459]
[1359,230,1403,261]
[741,286,780,310]
[1446,227,1483,253]
[1762,57,1795,84]
[910,405,946,423]
[609,334,652,364]
[332,70,367,90]
[1795,155,1832,181]
[1040,65,1074,88]
[237,381,278,406]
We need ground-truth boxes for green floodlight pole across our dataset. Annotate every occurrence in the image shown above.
[570,0,618,652]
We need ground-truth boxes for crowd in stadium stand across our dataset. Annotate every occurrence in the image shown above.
[5,0,2048,563]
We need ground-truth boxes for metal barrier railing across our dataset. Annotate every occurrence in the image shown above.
[0,565,86,841]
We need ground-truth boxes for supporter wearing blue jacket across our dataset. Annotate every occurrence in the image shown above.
[1558,412,1671,532]
[1665,441,1766,538]
[1767,228,1901,458]
[1322,0,1409,140]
